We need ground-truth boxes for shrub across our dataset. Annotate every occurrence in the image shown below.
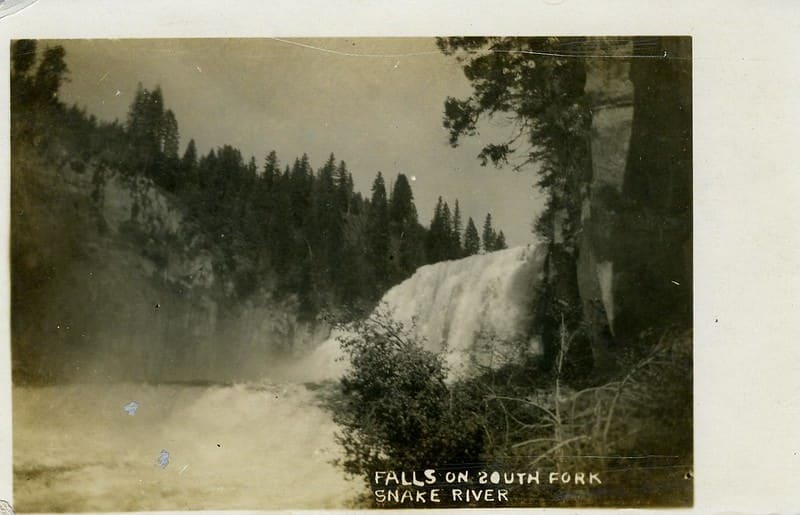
[330,307,692,506]
[332,307,485,478]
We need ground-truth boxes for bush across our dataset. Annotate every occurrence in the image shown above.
[330,307,692,506]
[486,324,693,506]
[332,307,485,477]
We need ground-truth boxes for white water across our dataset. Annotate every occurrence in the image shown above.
[306,245,546,381]
[13,382,363,512]
[13,246,545,512]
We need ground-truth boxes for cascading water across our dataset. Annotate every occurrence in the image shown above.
[301,244,547,382]
[14,245,547,511]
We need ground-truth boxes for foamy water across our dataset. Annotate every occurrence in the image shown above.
[381,245,544,372]
[13,382,364,512]
[307,245,545,380]
[12,246,545,511]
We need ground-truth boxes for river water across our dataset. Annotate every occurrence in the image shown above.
[13,381,364,512]
[12,246,543,512]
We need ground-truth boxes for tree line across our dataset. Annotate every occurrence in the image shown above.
[10,40,508,320]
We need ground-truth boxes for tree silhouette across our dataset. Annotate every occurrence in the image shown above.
[463,217,480,255]
[482,213,496,252]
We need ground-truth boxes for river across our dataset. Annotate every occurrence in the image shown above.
[13,381,364,512]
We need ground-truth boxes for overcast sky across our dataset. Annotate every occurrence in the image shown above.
[55,38,546,246]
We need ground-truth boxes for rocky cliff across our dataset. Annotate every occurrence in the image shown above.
[11,143,327,384]
[577,37,692,368]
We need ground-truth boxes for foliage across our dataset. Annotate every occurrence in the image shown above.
[438,37,593,368]
[387,174,426,285]
[463,217,480,255]
[482,323,693,505]
[332,308,486,476]
[332,304,692,505]
[438,37,591,238]
[427,197,508,261]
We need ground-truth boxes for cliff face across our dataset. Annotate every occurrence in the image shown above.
[577,37,692,365]
[11,144,327,384]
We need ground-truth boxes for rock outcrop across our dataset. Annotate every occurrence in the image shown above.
[577,37,692,368]
[11,144,327,383]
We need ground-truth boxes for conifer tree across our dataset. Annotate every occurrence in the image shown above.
[388,173,424,282]
[425,196,446,263]
[11,39,37,78]
[181,139,198,172]
[494,230,507,250]
[179,139,198,195]
[441,201,454,259]
[33,45,68,106]
[312,153,345,295]
[258,150,280,257]
[161,109,179,159]
[389,174,417,231]
[335,160,353,213]
[450,200,463,258]
[464,217,480,256]
[160,109,180,191]
[263,151,279,191]
[366,172,391,294]
[289,154,313,230]
[271,165,293,279]
[442,202,452,231]
[125,84,181,188]
[10,40,38,112]
[482,213,496,252]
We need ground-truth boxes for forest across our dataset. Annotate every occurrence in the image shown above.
[10,39,508,324]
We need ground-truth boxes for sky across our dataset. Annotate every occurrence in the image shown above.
[55,38,546,246]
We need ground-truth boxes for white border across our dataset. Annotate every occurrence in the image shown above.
[2,0,800,513]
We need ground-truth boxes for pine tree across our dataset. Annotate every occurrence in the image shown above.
[11,40,38,111]
[196,148,216,194]
[11,39,37,78]
[32,45,68,106]
[161,109,179,159]
[425,197,443,263]
[126,84,150,159]
[366,172,391,294]
[388,173,424,282]
[257,150,280,260]
[181,139,198,171]
[235,155,261,284]
[482,213,496,252]
[145,87,165,164]
[271,166,293,280]
[289,154,313,229]
[389,174,417,231]
[179,139,198,195]
[263,150,280,191]
[450,200,463,258]
[463,217,480,255]
[209,145,246,249]
[125,84,178,185]
[494,230,508,250]
[312,153,345,295]
[160,109,180,191]
[441,201,453,259]
[335,160,353,213]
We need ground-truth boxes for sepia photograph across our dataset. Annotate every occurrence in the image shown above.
[7,35,694,511]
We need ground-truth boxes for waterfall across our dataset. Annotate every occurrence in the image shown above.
[300,245,546,382]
